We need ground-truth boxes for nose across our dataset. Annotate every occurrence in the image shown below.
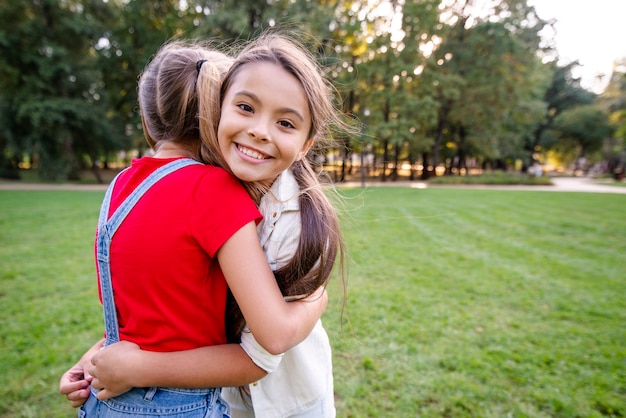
[247,121,271,142]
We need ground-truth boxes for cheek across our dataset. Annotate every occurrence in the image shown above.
[216,127,228,148]
[220,142,232,159]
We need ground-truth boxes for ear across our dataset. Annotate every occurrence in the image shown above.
[296,139,314,161]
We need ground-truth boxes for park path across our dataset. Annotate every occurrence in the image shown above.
[1,176,625,194]
[343,176,626,194]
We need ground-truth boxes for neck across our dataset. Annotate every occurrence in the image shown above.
[153,143,195,159]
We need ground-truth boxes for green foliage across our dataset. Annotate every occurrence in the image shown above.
[428,1,551,171]
[553,105,614,157]
[0,0,118,180]
[597,62,626,175]
[1,188,625,417]
[1,0,623,181]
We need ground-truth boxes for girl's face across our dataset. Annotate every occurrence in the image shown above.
[217,61,313,188]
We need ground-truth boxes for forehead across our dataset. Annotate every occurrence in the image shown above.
[227,62,310,116]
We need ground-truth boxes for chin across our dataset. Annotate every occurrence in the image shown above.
[231,170,258,183]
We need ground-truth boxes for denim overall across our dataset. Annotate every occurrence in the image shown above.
[79,158,230,418]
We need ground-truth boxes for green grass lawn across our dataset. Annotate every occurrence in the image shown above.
[1,188,624,417]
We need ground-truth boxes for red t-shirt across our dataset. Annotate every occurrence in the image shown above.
[97,157,261,352]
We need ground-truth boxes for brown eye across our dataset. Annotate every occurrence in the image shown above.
[237,103,253,112]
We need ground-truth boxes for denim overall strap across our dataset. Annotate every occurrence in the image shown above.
[96,158,201,346]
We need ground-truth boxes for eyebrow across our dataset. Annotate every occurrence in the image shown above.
[234,90,305,123]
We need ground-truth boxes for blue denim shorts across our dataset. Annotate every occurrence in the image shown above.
[78,387,230,418]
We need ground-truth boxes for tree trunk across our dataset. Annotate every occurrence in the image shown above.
[421,152,430,180]
[381,138,389,182]
[456,126,467,174]
[391,142,400,181]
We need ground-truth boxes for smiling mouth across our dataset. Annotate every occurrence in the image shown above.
[237,144,270,160]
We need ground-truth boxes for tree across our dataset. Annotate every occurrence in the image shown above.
[523,61,595,172]
[597,59,626,177]
[2,0,611,182]
[0,0,116,180]
[551,104,614,171]
[426,0,549,174]
[350,0,441,181]
[94,0,202,163]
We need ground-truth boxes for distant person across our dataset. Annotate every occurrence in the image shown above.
[530,162,543,177]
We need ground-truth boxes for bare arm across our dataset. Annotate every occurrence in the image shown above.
[89,288,325,400]
[90,340,266,400]
[217,221,327,355]
[88,221,325,400]
[89,221,326,399]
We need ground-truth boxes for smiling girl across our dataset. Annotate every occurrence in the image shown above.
[66,32,352,418]
[215,33,349,417]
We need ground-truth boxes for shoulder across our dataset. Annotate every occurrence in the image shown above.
[172,164,256,211]
[188,164,247,193]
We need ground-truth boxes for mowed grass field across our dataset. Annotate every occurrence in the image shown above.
[1,187,624,417]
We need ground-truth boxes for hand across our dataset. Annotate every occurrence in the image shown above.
[59,363,92,408]
[90,340,140,400]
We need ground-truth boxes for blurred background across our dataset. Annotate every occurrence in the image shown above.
[1,0,624,184]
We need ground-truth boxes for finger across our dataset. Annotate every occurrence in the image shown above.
[96,389,112,401]
[91,378,103,390]
[66,388,91,408]
[66,388,90,402]
[70,399,87,408]
[59,379,89,395]
[69,394,90,409]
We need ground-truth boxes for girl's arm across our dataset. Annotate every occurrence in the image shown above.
[90,283,320,401]
[88,221,325,400]
[89,221,326,400]
[90,340,268,400]
[217,221,327,355]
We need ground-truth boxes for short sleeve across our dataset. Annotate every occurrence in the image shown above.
[190,168,262,257]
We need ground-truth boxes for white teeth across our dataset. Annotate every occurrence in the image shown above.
[238,145,268,160]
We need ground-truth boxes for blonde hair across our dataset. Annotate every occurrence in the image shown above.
[138,40,232,160]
